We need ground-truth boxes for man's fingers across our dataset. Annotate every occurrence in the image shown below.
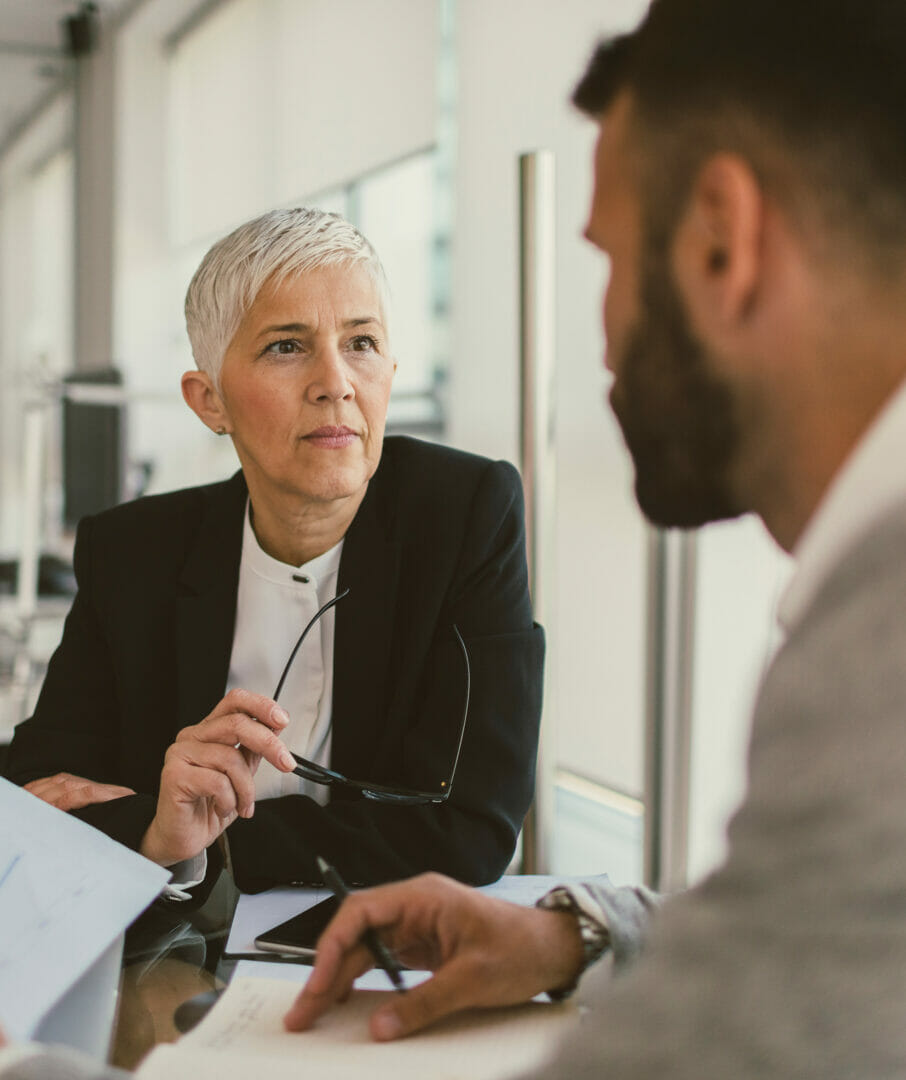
[369,961,477,1041]
[284,943,374,1031]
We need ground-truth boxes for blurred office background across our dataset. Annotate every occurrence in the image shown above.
[0,0,790,890]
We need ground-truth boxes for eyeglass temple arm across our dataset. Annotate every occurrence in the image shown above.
[442,624,471,795]
[273,587,350,702]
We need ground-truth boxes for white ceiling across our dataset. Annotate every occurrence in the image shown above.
[0,0,134,155]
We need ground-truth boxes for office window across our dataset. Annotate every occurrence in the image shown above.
[0,108,73,556]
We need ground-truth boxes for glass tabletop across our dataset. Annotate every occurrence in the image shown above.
[113,870,281,1070]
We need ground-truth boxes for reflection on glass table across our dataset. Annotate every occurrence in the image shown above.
[115,871,249,1070]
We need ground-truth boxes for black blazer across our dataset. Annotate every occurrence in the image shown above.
[8,437,544,892]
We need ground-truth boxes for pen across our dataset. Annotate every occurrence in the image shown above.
[316,855,407,994]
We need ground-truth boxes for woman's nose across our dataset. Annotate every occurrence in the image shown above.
[306,347,354,402]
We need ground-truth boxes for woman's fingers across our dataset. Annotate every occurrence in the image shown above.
[205,688,290,733]
[140,688,299,866]
[182,695,296,775]
[163,742,257,819]
[24,773,136,811]
[169,761,243,820]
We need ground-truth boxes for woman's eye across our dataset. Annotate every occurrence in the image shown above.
[263,339,302,356]
[349,334,379,353]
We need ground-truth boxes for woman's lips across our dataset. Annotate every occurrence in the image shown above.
[303,425,359,449]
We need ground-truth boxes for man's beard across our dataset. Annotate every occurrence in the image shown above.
[610,244,745,530]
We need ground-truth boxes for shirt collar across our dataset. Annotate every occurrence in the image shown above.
[241,501,344,587]
[777,376,906,633]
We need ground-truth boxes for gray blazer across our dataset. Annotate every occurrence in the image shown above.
[533,500,906,1078]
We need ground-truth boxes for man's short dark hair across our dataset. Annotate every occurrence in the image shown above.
[574,0,906,275]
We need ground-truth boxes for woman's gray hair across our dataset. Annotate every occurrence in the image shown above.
[185,207,390,385]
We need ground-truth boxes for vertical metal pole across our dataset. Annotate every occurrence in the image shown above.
[8,405,47,729]
[643,527,698,892]
[72,9,116,374]
[643,529,667,890]
[17,407,46,624]
[518,150,556,874]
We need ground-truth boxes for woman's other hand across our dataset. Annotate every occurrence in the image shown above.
[24,774,136,811]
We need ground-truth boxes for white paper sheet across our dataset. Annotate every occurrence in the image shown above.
[0,777,171,1039]
[137,973,579,1080]
[224,885,331,956]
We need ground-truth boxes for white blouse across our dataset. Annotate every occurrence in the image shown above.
[226,502,344,805]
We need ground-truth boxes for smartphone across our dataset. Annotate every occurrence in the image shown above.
[254,896,341,957]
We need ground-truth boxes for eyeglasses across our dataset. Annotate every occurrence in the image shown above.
[272,588,471,805]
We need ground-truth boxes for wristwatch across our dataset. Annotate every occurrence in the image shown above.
[536,884,612,1000]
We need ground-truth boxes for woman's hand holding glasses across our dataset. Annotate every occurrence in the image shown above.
[138,687,297,868]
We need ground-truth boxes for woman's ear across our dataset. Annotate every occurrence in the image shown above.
[181,370,231,435]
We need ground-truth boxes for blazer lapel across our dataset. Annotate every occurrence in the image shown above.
[175,473,247,733]
[331,464,401,784]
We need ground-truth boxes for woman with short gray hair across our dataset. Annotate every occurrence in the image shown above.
[8,207,544,897]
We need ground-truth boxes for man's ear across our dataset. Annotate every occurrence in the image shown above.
[672,152,764,337]
[181,370,231,434]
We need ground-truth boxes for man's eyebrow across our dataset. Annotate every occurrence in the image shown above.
[255,317,382,339]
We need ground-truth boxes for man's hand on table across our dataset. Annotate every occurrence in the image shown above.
[283,873,586,1042]
[139,688,297,867]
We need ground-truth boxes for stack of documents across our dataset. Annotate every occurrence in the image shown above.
[0,777,170,1041]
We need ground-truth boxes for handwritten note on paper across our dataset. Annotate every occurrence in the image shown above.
[136,974,579,1080]
[0,777,171,1039]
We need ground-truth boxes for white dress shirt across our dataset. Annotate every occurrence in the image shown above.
[778,376,906,633]
[227,503,343,803]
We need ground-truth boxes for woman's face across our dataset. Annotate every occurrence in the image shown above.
[214,263,395,508]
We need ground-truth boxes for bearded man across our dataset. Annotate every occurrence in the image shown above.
[284,3,906,1077]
